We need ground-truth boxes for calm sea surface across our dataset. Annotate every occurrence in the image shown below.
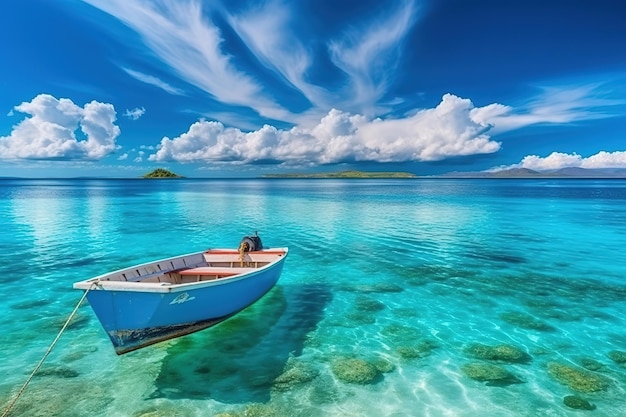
[0,178,625,417]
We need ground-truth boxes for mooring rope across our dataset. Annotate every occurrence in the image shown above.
[1,283,96,417]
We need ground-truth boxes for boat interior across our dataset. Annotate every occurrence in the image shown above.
[99,250,285,285]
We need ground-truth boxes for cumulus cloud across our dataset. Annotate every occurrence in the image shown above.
[149,94,501,164]
[124,106,146,120]
[134,150,145,163]
[582,151,626,168]
[0,94,120,160]
[493,150,626,171]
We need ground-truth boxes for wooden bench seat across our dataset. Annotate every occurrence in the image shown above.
[124,266,187,282]
[178,267,258,276]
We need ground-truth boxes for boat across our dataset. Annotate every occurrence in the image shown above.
[73,234,288,355]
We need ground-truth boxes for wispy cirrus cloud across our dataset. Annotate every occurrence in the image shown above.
[75,0,626,172]
[328,0,418,115]
[122,68,185,96]
[82,0,291,121]
[227,1,329,110]
[471,82,626,133]
[82,0,419,125]
[0,94,120,160]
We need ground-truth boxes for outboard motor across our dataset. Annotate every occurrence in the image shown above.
[239,232,263,252]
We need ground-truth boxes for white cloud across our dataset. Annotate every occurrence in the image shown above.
[80,0,624,134]
[227,1,329,109]
[493,150,626,171]
[134,151,145,163]
[149,93,501,164]
[582,151,626,168]
[83,0,290,121]
[122,68,185,96]
[124,106,146,120]
[83,0,421,123]
[473,83,626,133]
[0,94,120,160]
[117,153,128,160]
[328,1,417,114]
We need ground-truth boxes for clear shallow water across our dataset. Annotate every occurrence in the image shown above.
[0,178,625,416]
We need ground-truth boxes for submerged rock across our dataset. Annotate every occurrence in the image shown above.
[272,360,319,392]
[372,358,396,373]
[461,362,523,386]
[343,283,404,293]
[211,404,277,417]
[396,340,438,360]
[563,395,596,411]
[241,403,277,417]
[396,346,423,359]
[331,357,380,384]
[36,365,79,378]
[345,311,376,325]
[404,276,431,287]
[499,311,554,331]
[392,308,419,318]
[308,376,346,404]
[382,323,422,340]
[607,350,626,366]
[354,296,386,312]
[464,343,531,364]
[547,362,610,392]
[578,357,605,372]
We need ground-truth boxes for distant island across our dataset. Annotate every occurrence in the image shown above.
[263,170,417,179]
[134,167,626,180]
[435,167,626,179]
[143,168,184,178]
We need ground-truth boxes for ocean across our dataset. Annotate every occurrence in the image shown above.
[0,178,625,417]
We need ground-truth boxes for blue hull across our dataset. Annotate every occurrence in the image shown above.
[84,257,285,354]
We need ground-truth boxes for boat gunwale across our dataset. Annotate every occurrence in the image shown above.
[73,247,288,293]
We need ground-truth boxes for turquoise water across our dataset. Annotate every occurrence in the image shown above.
[1,178,625,417]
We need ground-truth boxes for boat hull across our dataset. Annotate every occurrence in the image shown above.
[107,316,231,355]
[80,249,286,354]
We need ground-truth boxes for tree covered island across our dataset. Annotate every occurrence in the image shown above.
[263,170,417,179]
[142,168,184,178]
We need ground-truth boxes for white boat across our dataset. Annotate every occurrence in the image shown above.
[73,234,288,354]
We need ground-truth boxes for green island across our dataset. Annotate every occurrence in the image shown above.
[142,168,184,179]
[263,170,417,179]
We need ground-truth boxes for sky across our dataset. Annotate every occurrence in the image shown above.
[0,0,625,178]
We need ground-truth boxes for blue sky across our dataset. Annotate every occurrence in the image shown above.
[1,0,625,178]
